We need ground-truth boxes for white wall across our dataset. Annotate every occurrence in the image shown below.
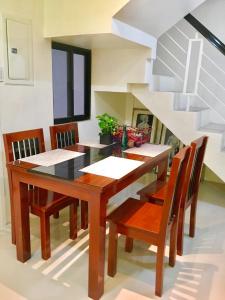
[0,0,53,227]
[44,0,129,37]
[203,166,224,184]
[92,47,150,87]
[78,91,127,142]
[78,47,150,142]
[78,91,148,143]
[193,0,225,43]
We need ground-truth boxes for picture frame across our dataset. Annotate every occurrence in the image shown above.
[160,125,182,168]
[154,119,164,144]
[132,109,157,143]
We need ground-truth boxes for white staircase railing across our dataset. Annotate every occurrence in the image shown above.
[153,18,225,122]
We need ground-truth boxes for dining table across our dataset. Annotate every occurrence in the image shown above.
[8,143,170,300]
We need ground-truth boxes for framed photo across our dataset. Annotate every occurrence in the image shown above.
[160,125,182,168]
[132,109,157,143]
[154,119,163,144]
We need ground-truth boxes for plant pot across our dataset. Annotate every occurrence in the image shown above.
[100,134,113,145]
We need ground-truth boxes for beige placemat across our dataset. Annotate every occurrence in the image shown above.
[80,156,144,179]
[77,142,107,149]
[123,144,171,157]
[20,149,85,167]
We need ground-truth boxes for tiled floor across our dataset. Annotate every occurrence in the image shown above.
[0,177,224,300]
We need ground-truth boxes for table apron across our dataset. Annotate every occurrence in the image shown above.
[12,170,102,202]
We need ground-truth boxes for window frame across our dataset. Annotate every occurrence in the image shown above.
[52,42,91,124]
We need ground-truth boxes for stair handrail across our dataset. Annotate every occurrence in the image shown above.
[184,14,225,56]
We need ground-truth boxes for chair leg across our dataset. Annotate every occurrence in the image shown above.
[189,195,198,238]
[155,245,165,297]
[125,237,133,253]
[9,188,16,244]
[11,223,16,245]
[177,204,186,256]
[40,213,51,260]
[81,200,88,229]
[53,212,59,219]
[69,202,78,240]
[10,203,16,244]
[169,221,177,267]
[107,222,118,277]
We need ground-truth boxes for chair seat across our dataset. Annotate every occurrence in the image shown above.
[107,197,163,234]
[138,180,169,203]
[28,188,75,215]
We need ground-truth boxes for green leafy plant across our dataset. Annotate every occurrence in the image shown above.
[96,113,118,135]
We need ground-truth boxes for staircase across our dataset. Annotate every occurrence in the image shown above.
[112,10,225,182]
[129,84,225,182]
[126,17,225,182]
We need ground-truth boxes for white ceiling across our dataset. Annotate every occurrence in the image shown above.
[53,33,147,50]
[114,0,206,38]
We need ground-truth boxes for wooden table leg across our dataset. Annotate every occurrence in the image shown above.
[157,156,168,182]
[81,200,88,229]
[12,173,31,262]
[88,197,107,300]
[7,172,16,245]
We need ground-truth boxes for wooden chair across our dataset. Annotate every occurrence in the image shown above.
[138,136,208,256]
[49,122,88,229]
[177,136,208,255]
[3,128,78,260]
[107,146,191,297]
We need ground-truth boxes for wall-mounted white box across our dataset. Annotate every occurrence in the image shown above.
[2,15,33,85]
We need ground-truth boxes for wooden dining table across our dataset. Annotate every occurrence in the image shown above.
[8,143,170,300]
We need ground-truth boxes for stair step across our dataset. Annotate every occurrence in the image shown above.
[199,123,225,133]
[175,106,209,112]
[189,106,209,112]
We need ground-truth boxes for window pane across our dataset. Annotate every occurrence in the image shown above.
[52,49,68,119]
[73,53,85,116]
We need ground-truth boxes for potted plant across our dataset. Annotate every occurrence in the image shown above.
[96,113,118,145]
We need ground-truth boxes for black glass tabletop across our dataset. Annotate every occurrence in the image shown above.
[29,143,125,181]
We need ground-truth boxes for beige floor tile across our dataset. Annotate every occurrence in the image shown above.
[115,288,153,299]
[0,283,27,300]
[0,179,224,300]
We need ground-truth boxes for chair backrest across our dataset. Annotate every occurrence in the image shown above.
[160,146,191,236]
[176,136,208,213]
[3,128,45,163]
[3,128,46,196]
[49,122,79,149]
[187,136,208,202]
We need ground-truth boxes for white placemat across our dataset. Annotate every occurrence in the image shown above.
[123,144,171,157]
[77,142,107,149]
[20,149,85,167]
[80,156,144,179]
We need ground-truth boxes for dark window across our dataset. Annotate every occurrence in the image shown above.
[52,42,91,124]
